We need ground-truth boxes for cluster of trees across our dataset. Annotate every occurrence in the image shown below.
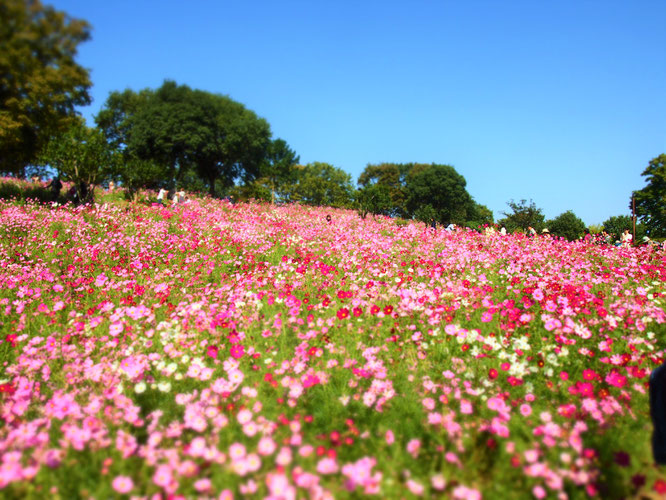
[2,1,666,238]
[355,163,493,227]
[633,154,666,238]
[1,0,92,176]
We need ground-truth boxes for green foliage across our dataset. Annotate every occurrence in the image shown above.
[355,183,393,219]
[546,210,587,241]
[260,138,300,203]
[39,122,118,204]
[602,215,646,243]
[117,154,165,201]
[358,163,411,217]
[288,162,355,208]
[95,81,272,196]
[466,201,494,229]
[405,163,474,225]
[0,177,52,203]
[633,154,666,237]
[229,177,272,202]
[498,199,546,233]
[0,0,92,176]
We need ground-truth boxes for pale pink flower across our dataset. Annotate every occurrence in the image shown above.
[112,475,133,494]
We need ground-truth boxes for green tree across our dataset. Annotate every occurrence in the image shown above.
[358,163,411,217]
[116,154,165,202]
[404,163,474,225]
[39,121,118,204]
[633,154,666,237]
[498,199,546,233]
[289,162,355,208]
[466,201,494,229]
[1,0,92,176]
[546,210,587,241]
[602,215,646,243]
[260,138,299,204]
[355,183,393,219]
[95,81,272,196]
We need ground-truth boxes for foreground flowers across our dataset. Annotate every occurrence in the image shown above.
[0,195,665,498]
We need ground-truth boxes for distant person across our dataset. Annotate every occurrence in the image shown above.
[172,189,187,205]
[621,229,633,247]
[31,175,40,183]
[78,181,88,204]
[528,226,537,238]
[46,176,62,202]
[157,188,168,206]
[499,226,507,236]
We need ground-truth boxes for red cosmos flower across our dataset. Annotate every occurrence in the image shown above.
[383,305,393,315]
[370,305,380,315]
[352,307,363,317]
[303,374,320,388]
[488,368,498,380]
[336,308,349,320]
[582,369,598,381]
[0,383,16,395]
[230,345,244,359]
[206,345,218,358]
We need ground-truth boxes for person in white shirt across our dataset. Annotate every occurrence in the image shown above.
[157,188,168,205]
[621,230,633,247]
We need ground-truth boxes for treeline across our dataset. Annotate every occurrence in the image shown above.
[2,0,665,240]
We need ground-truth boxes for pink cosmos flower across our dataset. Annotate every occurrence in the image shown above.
[112,475,133,494]
[316,457,339,474]
[230,344,245,359]
[407,439,421,458]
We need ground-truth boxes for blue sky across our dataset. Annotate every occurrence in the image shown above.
[51,0,666,225]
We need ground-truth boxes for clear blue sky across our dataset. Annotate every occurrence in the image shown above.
[51,0,666,225]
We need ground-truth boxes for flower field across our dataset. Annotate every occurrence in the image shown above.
[1,196,666,499]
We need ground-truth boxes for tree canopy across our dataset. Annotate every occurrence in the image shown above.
[355,183,393,219]
[288,162,355,208]
[260,138,300,204]
[405,163,475,225]
[546,210,586,241]
[95,81,273,196]
[633,154,666,237]
[0,0,92,175]
[39,121,118,203]
[602,215,646,243]
[498,199,546,233]
[357,163,411,217]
